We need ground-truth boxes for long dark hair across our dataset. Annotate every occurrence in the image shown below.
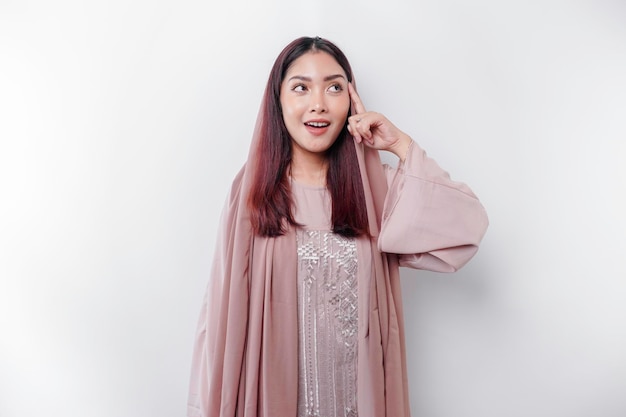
[248,36,369,238]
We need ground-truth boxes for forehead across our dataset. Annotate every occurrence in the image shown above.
[284,51,346,79]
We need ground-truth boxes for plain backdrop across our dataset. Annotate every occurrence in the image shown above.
[1,1,625,416]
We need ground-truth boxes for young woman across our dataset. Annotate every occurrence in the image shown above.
[188,36,488,417]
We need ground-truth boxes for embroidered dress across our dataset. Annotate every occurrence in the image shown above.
[292,180,359,417]
[187,139,489,417]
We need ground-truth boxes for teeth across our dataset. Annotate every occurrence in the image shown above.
[306,121,329,127]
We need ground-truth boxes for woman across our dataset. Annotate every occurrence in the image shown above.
[188,36,488,417]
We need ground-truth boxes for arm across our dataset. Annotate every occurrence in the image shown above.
[346,83,488,272]
[378,141,489,272]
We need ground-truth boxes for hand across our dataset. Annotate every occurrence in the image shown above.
[347,83,412,161]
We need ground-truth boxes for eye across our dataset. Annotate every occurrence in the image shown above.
[328,83,343,93]
[292,84,307,93]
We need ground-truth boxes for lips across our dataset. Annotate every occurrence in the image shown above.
[305,121,330,128]
[304,119,331,136]
[304,119,330,128]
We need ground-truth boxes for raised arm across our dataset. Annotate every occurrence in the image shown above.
[347,83,488,272]
[379,141,488,272]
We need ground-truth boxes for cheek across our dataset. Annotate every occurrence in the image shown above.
[335,98,350,121]
[281,97,304,119]
[335,95,350,113]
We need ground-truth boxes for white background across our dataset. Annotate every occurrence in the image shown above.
[1,1,625,416]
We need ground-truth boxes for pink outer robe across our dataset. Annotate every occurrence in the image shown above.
[187,116,489,417]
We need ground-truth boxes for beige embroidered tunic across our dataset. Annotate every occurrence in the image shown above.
[292,180,359,417]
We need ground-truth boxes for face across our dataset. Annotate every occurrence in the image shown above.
[280,51,350,159]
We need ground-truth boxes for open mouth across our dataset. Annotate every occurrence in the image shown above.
[305,121,330,128]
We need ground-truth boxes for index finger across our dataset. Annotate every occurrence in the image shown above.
[348,83,367,115]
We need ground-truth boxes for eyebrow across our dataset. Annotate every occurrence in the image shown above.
[287,74,347,82]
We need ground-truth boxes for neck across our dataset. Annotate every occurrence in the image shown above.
[290,150,328,187]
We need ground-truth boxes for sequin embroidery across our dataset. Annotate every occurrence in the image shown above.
[296,229,358,417]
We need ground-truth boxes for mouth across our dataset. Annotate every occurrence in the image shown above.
[304,120,331,136]
[304,121,330,128]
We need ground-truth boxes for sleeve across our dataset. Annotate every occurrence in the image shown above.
[377,141,489,272]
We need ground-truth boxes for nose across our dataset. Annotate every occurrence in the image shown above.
[310,89,327,113]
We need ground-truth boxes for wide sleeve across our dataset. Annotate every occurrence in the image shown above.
[377,141,489,272]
